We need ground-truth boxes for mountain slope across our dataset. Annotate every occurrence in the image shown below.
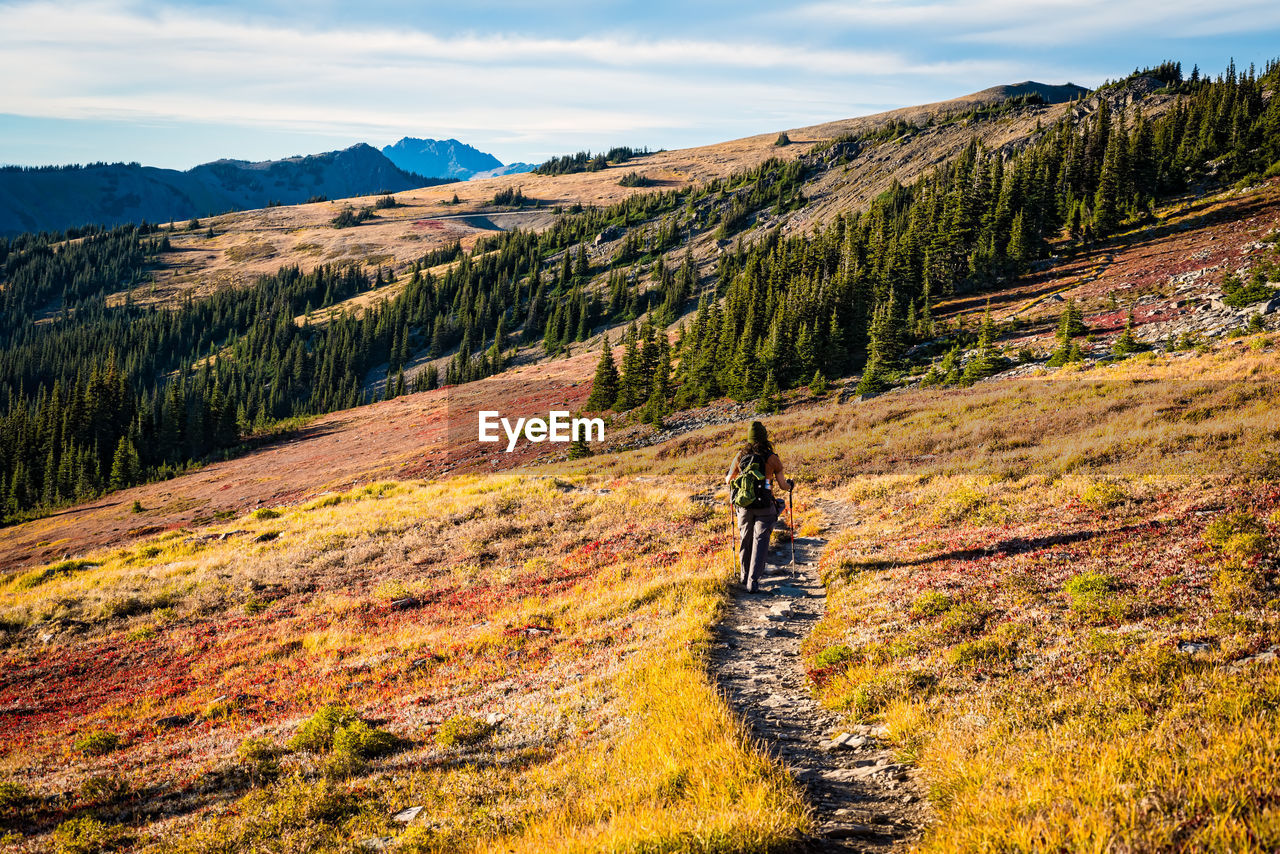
[3,63,1280,854]
[0,144,446,235]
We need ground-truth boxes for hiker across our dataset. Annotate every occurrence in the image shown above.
[726,421,793,593]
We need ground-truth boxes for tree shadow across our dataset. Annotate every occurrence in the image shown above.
[833,524,1148,577]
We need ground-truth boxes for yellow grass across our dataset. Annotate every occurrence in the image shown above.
[4,475,807,852]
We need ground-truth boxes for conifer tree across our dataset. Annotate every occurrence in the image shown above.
[585,336,619,410]
[758,371,780,414]
[961,301,1003,384]
[108,437,138,490]
[1113,308,1141,355]
[615,325,644,411]
[1048,299,1088,366]
[1093,134,1124,235]
[856,289,902,395]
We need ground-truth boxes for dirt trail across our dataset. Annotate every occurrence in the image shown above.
[711,498,928,850]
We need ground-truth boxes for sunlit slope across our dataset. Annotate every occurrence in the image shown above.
[136,83,1091,300]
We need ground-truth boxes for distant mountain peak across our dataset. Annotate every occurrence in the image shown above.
[381,137,519,180]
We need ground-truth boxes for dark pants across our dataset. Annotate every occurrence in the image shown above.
[737,503,778,592]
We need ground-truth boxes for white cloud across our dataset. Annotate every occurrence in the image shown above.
[791,0,1280,46]
[0,0,1013,149]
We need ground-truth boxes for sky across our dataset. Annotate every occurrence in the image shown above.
[2,0,1279,170]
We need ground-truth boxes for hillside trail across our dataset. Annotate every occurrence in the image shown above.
[710,497,929,850]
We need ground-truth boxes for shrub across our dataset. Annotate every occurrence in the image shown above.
[1081,480,1128,511]
[332,719,398,760]
[833,668,934,720]
[1204,511,1270,562]
[774,132,792,147]
[130,500,144,513]
[812,643,856,670]
[74,730,120,756]
[1062,571,1134,622]
[1212,567,1264,610]
[53,817,128,854]
[434,714,492,747]
[934,482,988,523]
[330,206,374,228]
[237,737,285,783]
[290,705,358,753]
[79,773,129,803]
[289,705,397,766]
[910,590,954,619]
[252,507,282,520]
[617,171,655,188]
[12,559,96,590]
[940,601,991,637]
[948,636,1014,666]
[0,781,28,811]
[1221,273,1276,308]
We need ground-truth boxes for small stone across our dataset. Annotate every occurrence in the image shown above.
[1178,640,1212,654]
[392,806,423,823]
[361,837,394,851]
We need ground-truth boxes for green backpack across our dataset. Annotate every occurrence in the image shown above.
[730,452,768,508]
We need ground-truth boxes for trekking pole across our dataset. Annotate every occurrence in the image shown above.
[788,483,796,566]
[727,497,735,574]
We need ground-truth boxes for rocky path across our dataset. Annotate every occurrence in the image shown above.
[710,501,928,850]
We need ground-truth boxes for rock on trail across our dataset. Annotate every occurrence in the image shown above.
[710,505,928,850]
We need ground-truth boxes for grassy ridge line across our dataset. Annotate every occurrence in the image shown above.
[2,476,806,852]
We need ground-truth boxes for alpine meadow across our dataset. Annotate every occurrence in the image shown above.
[3,13,1280,852]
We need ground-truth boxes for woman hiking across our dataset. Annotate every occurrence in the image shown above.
[726,421,793,593]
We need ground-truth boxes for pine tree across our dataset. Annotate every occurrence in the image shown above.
[758,371,780,414]
[108,437,139,491]
[585,336,619,410]
[961,301,1003,384]
[1048,299,1088,366]
[642,337,674,423]
[615,325,644,411]
[1113,308,1141,355]
[856,289,903,395]
[1093,134,1124,236]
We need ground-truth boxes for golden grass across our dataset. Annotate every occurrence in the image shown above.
[752,340,1280,853]
[4,475,807,853]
